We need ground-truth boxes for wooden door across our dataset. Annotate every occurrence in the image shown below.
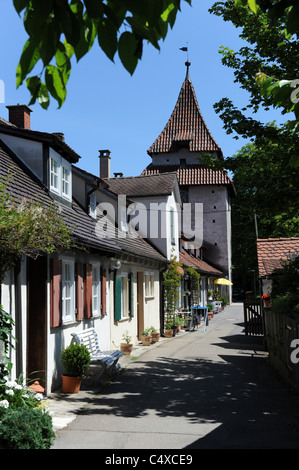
[27,256,47,388]
[137,272,144,340]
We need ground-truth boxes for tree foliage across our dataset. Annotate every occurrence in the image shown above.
[13,0,191,109]
[203,126,299,287]
[235,0,299,129]
[232,134,298,285]
[0,177,73,282]
[210,0,299,153]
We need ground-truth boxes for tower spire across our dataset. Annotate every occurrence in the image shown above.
[185,60,191,81]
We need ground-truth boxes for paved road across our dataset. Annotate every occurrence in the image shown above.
[52,303,299,449]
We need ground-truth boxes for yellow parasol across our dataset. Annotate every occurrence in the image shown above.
[214,278,233,285]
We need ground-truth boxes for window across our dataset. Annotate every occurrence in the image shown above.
[92,264,101,315]
[170,208,175,245]
[145,272,155,297]
[62,165,71,198]
[89,192,97,219]
[49,148,72,201]
[50,156,59,191]
[62,260,75,323]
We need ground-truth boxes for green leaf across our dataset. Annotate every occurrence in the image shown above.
[118,31,139,75]
[25,75,42,105]
[97,18,117,61]
[13,0,28,14]
[16,39,40,88]
[84,0,103,18]
[37,82,50,109]
[74,17,97,61]
[45,65,66,108]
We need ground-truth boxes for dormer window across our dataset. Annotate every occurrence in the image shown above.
[49,148,72,202]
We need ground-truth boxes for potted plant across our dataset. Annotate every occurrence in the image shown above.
[164,321,174,338]
[262,293,271,307]
[61,343,91,393]
[207,303,214,320]
[120,330,133,355]
[149,326,160,342]
[141,328,152,346]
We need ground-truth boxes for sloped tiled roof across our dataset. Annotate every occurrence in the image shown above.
[179,248,222,276]
[147,69,222,157]
[106,172,178,197]
[142,164,236,196]
[0,140,121,254]
[0,141,168,264]
[0,119,81,163]
[257,238,299,277]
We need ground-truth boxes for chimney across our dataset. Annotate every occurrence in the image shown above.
[6,104,32,129]
[99,149,111,179]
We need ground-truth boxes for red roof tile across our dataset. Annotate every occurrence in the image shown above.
[179,248,222,276]
[147,73,222,157]
[257,238,299,277]
[142,164,236,196]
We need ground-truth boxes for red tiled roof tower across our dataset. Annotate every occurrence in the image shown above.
[147,61,222,157]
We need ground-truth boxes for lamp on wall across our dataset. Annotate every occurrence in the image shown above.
[110,259,121,272]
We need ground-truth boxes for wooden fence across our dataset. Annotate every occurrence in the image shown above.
[243,298,263,336]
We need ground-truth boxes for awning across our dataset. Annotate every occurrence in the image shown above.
[214,278,233,285]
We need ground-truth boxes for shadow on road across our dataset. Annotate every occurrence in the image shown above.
[78,331,299,449]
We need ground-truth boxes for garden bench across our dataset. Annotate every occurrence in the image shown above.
[71,327,123,376]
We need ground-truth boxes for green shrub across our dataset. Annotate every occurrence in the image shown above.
[61,343,91,377]
[0,408,55,449]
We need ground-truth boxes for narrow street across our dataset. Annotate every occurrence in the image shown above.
[52,303,299,449]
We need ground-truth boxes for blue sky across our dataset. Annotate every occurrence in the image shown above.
[0,1,287,178]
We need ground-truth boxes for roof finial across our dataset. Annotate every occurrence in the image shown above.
[179,45,191,80]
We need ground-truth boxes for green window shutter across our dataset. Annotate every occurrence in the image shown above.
[114,274,122,321]
[129,272,134,317]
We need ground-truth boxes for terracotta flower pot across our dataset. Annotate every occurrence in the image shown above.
[164,329,173,338]
[120,343,133,355]
[141,335,151,346]
[62,375,82,394]
[151,332,160,342]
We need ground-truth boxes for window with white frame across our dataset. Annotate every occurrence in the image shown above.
[170,207,175,245]
[62,260,75,323]
[49,148,72,202]
[92,264,101,315]
[145,272,155,297]
[89,192,97,219]
[121,273,130,318]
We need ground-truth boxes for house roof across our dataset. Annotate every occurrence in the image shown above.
[0,140,169,264]
[179,248,223,276]
[106,172,179,198]
[142,164,236,196]
[0,117,81,164]
[147,64,222,157]
[0,139,122,254]
[257,237,299,278]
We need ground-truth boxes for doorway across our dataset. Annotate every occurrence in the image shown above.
[27,256,47,389]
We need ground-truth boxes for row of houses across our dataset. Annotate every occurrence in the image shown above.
[0,63,234,393]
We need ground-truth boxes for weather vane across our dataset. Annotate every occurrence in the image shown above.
[180,44,190,77]
[179,44,189,61]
